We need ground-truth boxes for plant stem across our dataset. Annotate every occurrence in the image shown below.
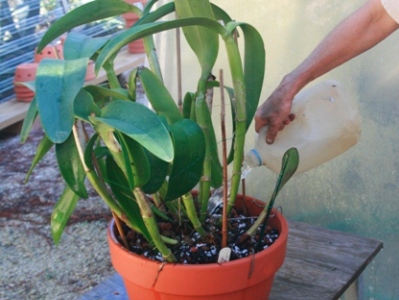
[133,187,176,262]
[223,35,247,216]
[71,123,146,239]
[103,60,121,89]
[182,192,206,238]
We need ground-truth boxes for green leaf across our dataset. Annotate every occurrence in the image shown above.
[51,186,80,244]
[174,0,219,76]
[226,22,265,130]
[182,92,195,119]
[56,133,88,199]
[127,67,138,100]
[37,0,141,51]
[138,67,182,125]
[195,97,223,188]
[116,132,151,189]
[90,100,173,162]
[83,85,130,102]
[210,3,233,25]
[276,148,300,194]
[162,119,205,201]
[141,148,169,194]
[74,89,101,122]
[105,156,151,241]
[18,81,35,92]
[95,18,226,74]
[36,58,88,143]
[24,135,54,182]
[63,32,109,60]
[20,97,38,143]
[84,133,100,170]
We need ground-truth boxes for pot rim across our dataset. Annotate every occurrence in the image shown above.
[108,195,288,270]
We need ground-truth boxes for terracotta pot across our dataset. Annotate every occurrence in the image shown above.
[124,17,145,53]
[85,60,96,81]
[34,44,63,62]
[107,194,288,300]
[14,63,38,102]
[122,0,147,19]
[122,1,146,53]
[14,63,38,82]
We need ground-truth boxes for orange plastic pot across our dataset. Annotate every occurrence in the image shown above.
[107,194,288,300]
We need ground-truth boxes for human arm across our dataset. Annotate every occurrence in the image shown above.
[255,0,399,144]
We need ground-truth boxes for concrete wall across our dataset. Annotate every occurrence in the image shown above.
[155,1,399,298]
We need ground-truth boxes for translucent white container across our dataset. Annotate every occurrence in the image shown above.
[245,80,361,174]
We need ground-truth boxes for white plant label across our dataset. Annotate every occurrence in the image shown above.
[218,247,231,263]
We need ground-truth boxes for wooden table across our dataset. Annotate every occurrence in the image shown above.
[79,220,383,300]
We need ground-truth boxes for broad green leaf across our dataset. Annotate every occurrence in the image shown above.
[105,156,151,241]
[84,85,130,102]
[175,0,219,76]
[63,32,109,60]
[225,22,265,130]
[84,133,100,170]
[24,135,54,182]
[20,97,38,143]
[36,58,88,143]
[162,119,205,201]
[51,186,80,244]
[276,148,300,194]
[74,89,101,122]
[257,148,299,246]
[141,148,169,194]
[116,132,151,189]
[138,67,182,125]
[90,100,173,162]
[37,0,141,51]
[56,133,88,199]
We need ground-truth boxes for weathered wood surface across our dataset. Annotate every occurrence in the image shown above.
[79,221,383,300]
[270,221,383,300]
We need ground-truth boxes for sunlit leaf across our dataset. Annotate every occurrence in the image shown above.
[36,58,87,143]
[90,100,173,162]
[51,186,80,244]
[56,133,88,199]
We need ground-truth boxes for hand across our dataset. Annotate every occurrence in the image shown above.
[254,79,297,144]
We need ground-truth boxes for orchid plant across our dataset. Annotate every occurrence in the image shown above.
[21,0,298,263]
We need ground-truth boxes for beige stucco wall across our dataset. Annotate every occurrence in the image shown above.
[153,1,399,298]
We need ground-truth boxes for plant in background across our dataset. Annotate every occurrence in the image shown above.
[21,0,298,263]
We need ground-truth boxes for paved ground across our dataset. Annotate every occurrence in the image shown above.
[0,128,115,300]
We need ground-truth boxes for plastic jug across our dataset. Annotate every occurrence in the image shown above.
[245,80,361,174]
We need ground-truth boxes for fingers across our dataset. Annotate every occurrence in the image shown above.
[265,114,295,144]
[265,123,279,144]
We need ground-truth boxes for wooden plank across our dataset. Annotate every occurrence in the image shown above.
[0,51,145,131]
[269,221,383,300]
[78,221,382,300]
